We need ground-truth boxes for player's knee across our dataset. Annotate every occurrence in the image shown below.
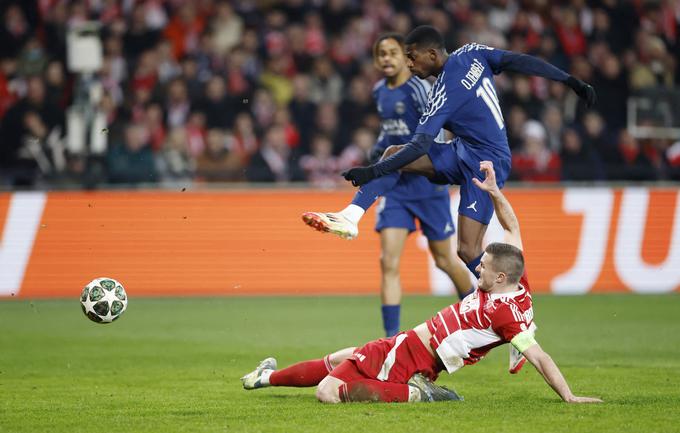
[432,251,453,271]
[328,347,355,367]
[457,243,481,264]
[316,381,341,404]
[380,252,401,275]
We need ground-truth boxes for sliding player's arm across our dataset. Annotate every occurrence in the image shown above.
[521,343,603,404]
[472,161,522,250]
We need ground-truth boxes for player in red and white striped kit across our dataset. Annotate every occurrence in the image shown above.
[241,161,602,404]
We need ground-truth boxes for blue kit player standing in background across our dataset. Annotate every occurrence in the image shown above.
[303,33,473,337]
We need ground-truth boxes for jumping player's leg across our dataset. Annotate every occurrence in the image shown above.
[407,191,475,300]
[427,237,475,299]
[379,227,409,337]
[302,146,435,239]
[456,215,488,276]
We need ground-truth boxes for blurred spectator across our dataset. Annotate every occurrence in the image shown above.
[43,60,70,110]
[338,76,375,136]
[210,1,244,58]
[0,4,32,59]
[107,123,157,184]
[195,129,242,182]
[178,55,203,101]
[630,32,675,89]
[246,125,304,182]
[200,75,237,130]
[123,3,161,60]
[505,105,528,151]
[309,56,343,104]
[501,75,543,120]
[299,134,340,187]
[665,141,680,181]
[273,108,300,149]
[0,56,19,119]
[156,127,194,183]
[17,37,46,76]
[592,51,628,130]
[511,120,561,182]
[554,6,587,58]
[231,112,259,166]
[314,102,343,153]
[338,126,373,170]
[163,3,205,60]
[156,40,181,84]
[288,74,317,152]
[145,103,166,152]
[608,130,658,181]
[0,75,64,185]
[260,55,294,107]
[165,78,191,128]
[560,127,604,181]
[541,103,564,153]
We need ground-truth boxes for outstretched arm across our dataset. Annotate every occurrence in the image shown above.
[522,344,603,404]
[342,132,435,186]
[472,161,523,250]
[495,51,596,107]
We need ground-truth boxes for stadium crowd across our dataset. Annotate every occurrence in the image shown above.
[1,0,680,188]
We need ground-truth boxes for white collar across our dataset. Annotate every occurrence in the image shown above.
[488,286,526,301]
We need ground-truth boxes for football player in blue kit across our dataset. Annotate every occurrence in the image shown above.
[306,25,595,277]
[303,33,473,337]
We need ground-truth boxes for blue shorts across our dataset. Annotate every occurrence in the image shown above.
[374,193,454,241]
[427,139,510,225]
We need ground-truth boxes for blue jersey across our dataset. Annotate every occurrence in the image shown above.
[415,43,513,167]
[372,43,571,178]
[373,76,448,200]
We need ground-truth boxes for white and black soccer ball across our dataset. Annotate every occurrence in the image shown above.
[80,277,128,323]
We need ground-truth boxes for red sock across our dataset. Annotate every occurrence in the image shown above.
[269,356,332,387]
[338,379,409,403]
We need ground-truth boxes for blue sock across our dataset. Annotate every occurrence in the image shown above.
[351,173,400,210]
[381,304,400,337]
[465,253,483,278]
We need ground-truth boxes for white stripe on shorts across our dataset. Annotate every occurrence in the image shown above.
[377,333,408,381]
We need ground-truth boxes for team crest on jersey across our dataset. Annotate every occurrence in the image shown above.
[395,101,405,114]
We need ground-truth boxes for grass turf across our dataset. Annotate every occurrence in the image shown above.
[1,294,679,433]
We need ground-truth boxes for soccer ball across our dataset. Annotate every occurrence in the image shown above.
[80,277,128,323]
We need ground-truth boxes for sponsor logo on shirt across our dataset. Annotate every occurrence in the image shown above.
[382,118,411,136]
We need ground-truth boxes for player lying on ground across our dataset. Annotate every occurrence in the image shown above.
[302,25,596,287]
[244,161,603,404]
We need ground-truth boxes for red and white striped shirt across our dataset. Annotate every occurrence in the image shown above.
[426,272,534,373]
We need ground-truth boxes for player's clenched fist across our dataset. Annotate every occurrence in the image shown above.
[342,167,376,187]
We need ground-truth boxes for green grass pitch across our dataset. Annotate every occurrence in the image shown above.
[1,294,679,433]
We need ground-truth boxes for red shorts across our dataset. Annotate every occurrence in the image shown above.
[329,330,441,384]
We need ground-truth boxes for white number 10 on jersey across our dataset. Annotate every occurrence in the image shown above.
[476,77,505,129]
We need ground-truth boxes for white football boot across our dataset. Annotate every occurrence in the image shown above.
[301,212,359,240]
[241,357,277,390]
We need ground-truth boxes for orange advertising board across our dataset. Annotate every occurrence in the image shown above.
[0,187,678,298]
